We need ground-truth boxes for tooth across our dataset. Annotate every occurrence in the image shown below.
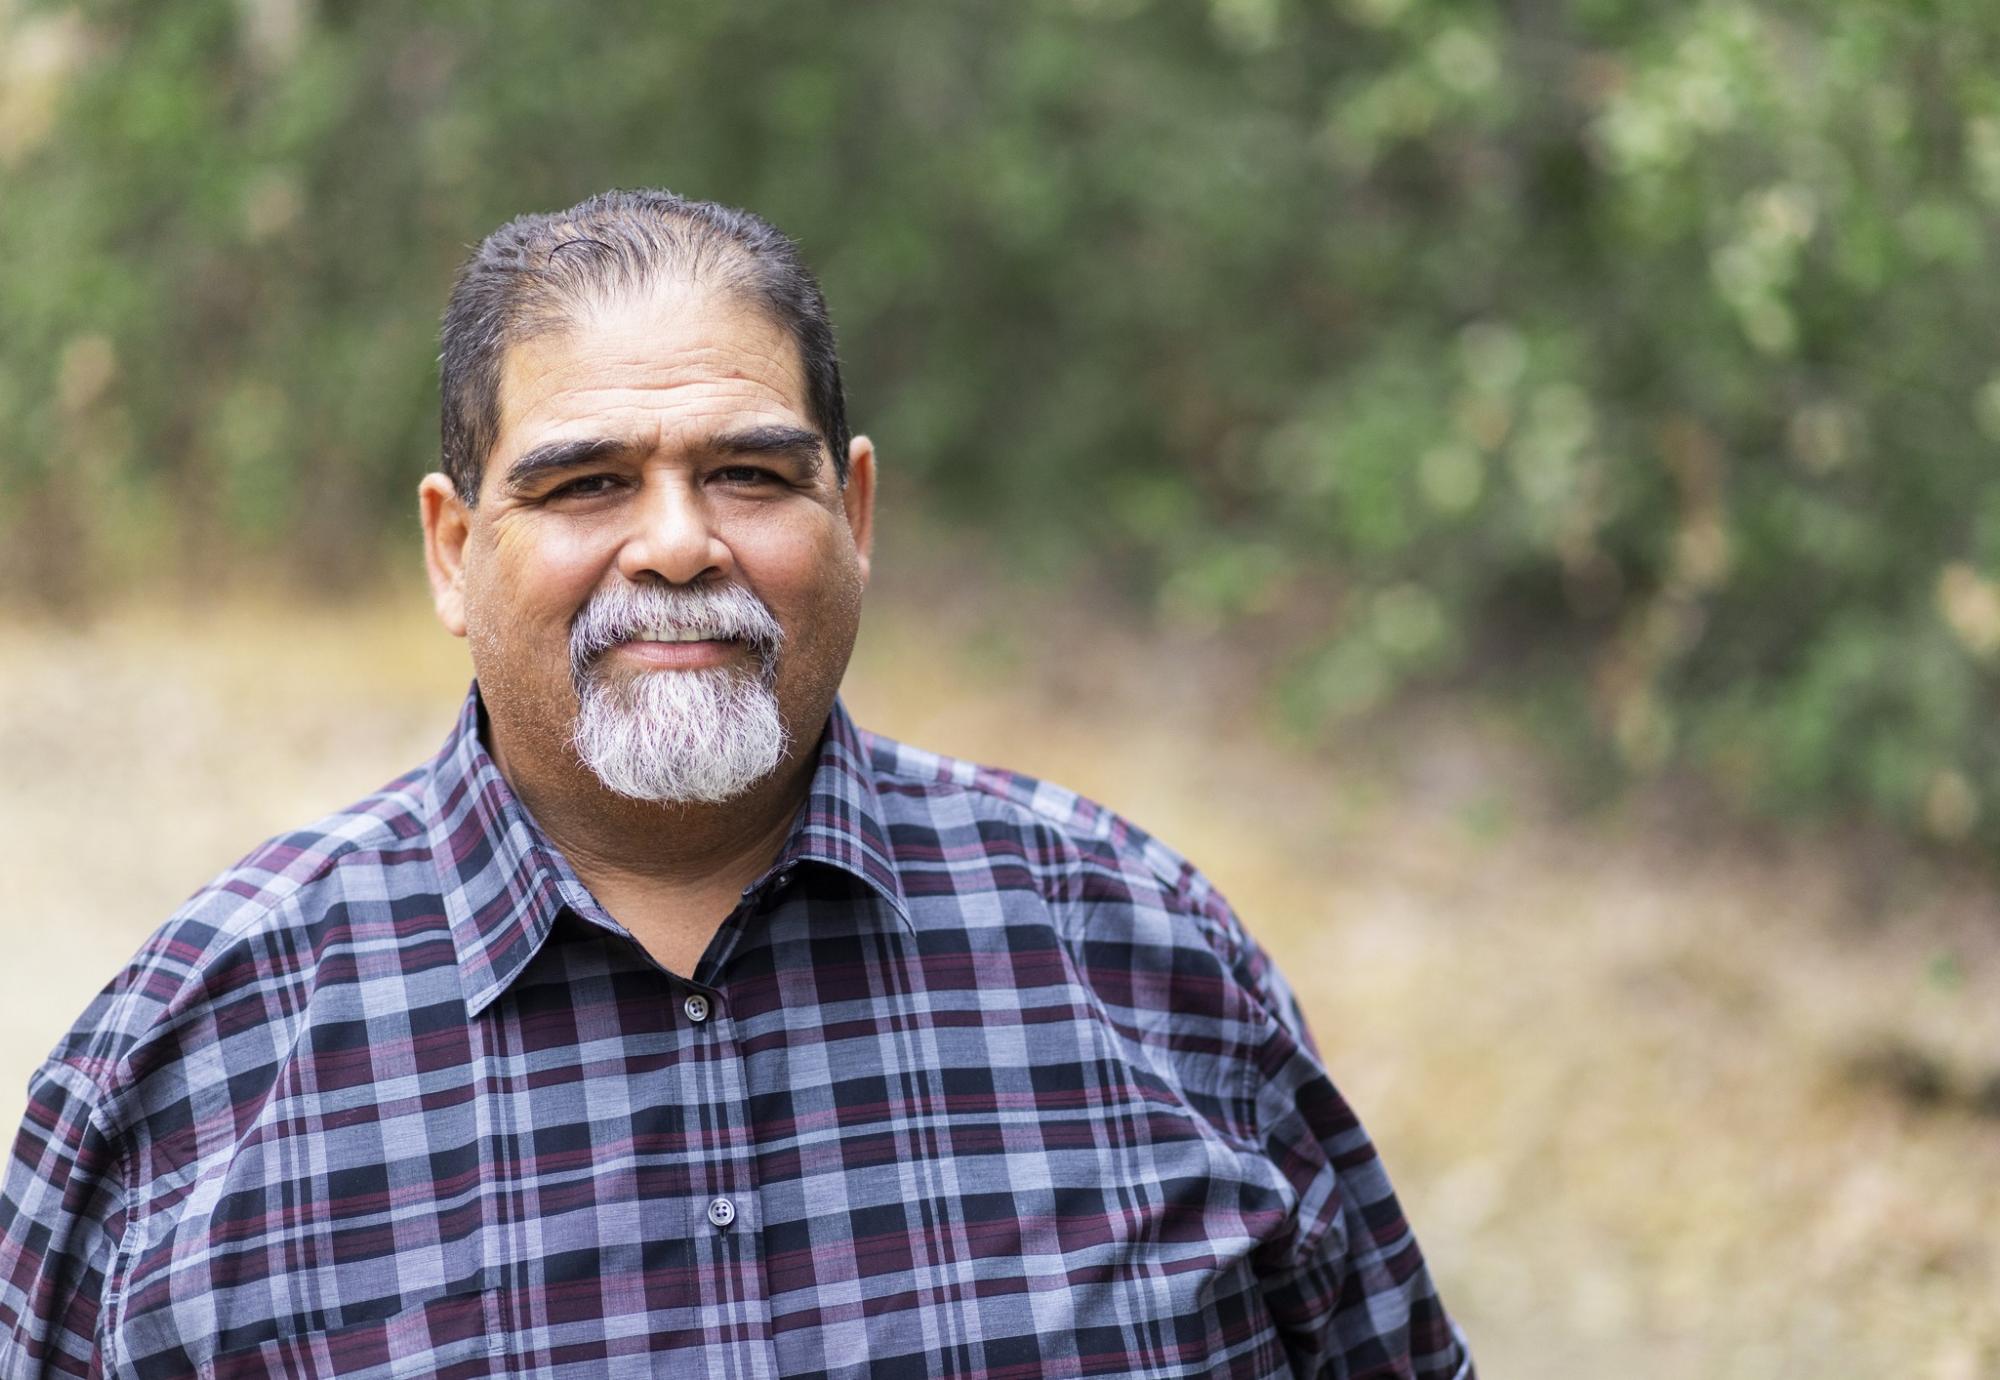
[628,624,737,643]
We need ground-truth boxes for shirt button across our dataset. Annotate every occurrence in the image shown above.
[707,1196,736,1228]
[683,993,710,1024]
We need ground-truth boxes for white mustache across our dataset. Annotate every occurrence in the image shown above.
[569,583,784,673]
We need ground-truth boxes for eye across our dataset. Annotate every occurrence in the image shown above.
[712,465,781,486]
[548,473,621,499]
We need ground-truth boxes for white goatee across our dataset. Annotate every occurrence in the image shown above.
[567,582,789,804]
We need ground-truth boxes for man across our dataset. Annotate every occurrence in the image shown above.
[0,190,1473,1378]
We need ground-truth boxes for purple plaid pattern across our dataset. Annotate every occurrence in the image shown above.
[1,688,1472,1379]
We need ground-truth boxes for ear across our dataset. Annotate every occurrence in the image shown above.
[843,435,877,587]
[418,472,472,638]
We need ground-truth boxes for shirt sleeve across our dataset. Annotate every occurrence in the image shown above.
[1218,906,1475,1379]
[0,1060,128,1379]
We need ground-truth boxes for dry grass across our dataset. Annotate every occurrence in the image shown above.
[3,584,1996,1377]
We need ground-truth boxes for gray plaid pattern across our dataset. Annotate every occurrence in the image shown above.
[1,689,1472,1378]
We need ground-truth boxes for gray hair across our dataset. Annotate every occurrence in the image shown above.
[438,188,851,502]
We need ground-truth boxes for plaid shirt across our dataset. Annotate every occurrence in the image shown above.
[1,688,1471,1379]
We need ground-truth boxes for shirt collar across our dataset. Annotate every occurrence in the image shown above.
[769,697,911,925]
[426,684,911,1017]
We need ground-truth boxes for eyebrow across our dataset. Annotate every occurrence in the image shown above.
[502,437,630,491]
[705,425,826,474]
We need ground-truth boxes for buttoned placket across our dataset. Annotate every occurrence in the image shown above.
[528,877,777,1373]
[672,871,793,1378]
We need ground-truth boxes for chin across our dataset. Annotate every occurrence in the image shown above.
[571,663,790,804]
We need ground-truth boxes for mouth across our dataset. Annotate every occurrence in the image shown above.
[612,628,746,671]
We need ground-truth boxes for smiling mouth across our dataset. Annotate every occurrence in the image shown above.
[609,630,747,672]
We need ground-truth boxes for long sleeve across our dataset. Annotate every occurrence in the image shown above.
[1251,1054,1473,1378]
[0,1060,128,1379]
[1208,896,1474,1379]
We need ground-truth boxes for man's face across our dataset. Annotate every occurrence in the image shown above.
[420,279,874,803]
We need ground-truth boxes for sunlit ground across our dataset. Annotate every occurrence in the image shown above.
[3,571,1996,1378]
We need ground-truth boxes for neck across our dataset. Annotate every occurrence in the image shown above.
[484,708,824,905]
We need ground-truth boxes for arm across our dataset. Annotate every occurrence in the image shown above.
[1251,1053,1472,1378]
[1208,900,1474,1379]
[0,1061,128,1379]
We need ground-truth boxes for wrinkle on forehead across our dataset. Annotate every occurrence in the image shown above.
[494,280,812,463]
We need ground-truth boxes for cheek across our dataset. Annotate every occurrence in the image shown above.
[786,554,865,677]
[747,524,859,626]
[460,523,613,692]
[476,524,606,625]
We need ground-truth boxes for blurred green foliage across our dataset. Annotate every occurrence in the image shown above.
[4,0,2000,844]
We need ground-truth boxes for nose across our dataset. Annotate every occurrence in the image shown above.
[614,474,732,586]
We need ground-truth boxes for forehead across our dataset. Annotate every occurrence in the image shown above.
[491,281,810,472]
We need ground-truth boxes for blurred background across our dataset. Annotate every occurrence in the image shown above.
[3,0,1998,1374]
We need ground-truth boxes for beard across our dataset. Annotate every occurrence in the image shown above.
[566,582,790,804]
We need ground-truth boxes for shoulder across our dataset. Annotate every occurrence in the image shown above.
[861,728,1207,901]
[40,765,437,1112]
[858,728,1328,1150]
[858,727,1294,1025]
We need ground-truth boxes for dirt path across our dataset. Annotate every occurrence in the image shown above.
[3,587,1995,1377]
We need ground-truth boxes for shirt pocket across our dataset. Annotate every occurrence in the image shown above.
[196,1287,507,1380]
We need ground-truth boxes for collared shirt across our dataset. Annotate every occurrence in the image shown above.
[1,688,1472,1379]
